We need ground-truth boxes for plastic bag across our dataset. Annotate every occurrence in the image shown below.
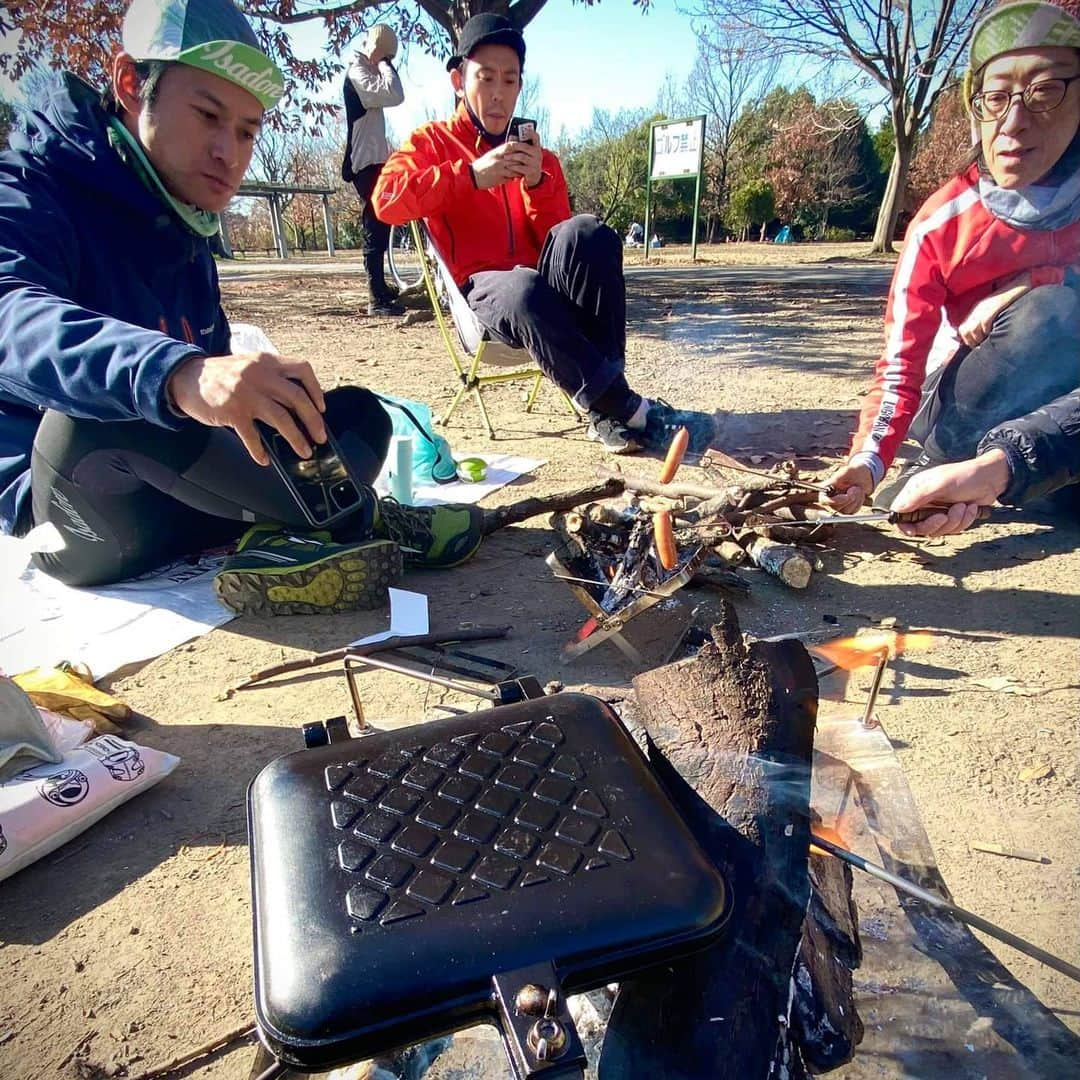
[0,733,180,882]
[376,394,458,485]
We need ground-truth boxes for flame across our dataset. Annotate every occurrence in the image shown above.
[810,629,934,671]
[809,823,847,858]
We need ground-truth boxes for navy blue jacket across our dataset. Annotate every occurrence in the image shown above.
[0,74,229,534]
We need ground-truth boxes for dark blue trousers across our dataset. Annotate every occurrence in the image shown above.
[464,215,628,413]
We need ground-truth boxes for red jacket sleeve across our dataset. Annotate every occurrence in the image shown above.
[372,126,476,226]
[520,151,572,247]
[848,184,982,484]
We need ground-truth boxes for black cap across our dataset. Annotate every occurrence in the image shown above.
[446,13,526,72]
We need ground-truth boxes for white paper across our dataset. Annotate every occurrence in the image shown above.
[349,588,429,648]
[0,542,233,680]
[374,453,544,507]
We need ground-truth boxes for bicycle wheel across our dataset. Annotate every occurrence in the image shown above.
[387,224,424,290]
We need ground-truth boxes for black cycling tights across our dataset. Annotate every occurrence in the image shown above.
[30,386,390,587]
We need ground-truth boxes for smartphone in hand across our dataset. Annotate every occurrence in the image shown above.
[506,117,536,143]
[257,422,363,526]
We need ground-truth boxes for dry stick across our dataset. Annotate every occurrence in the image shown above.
[704,449,833,494]
[481,478,625,535]
[125,1022,257,1080]
[598,466,734,502]
[228,626,512,694]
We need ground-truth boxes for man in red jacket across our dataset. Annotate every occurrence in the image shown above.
[373,14,717,454]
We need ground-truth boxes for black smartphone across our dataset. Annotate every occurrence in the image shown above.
[506,116,536,142]
[258,422,363,527]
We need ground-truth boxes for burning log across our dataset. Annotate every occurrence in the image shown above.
[793,853,864,1071]
[689,564,751,596]
[600,601,859,1078]
[744,534,814,589]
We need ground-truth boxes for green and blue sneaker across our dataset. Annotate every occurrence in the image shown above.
[213,525,403,615]
[373,498,484,568]
[640,399,721,454]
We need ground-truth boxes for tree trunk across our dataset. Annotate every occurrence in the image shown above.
[598,602,821,1079]
[871,128,914,254]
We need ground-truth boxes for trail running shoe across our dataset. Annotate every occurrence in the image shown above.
[586,412,642,454]
[640,399,720,453]
[374,498,484,568]
[213,526,402,615]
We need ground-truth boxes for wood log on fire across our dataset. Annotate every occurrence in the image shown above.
[793,853,865,1071]
[743,534,814,589]
[689,564,751,596]
[599,601,860,1078]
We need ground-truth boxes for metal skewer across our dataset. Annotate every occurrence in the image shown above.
[810,832,1080,984]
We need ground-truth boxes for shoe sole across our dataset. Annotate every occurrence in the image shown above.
[214,541,403,616]
[587,426,642,454]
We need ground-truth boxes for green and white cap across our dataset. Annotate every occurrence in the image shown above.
[970,1,1080,73]
[122,0,285,109]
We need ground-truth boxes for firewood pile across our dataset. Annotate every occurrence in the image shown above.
[551,452,839,611]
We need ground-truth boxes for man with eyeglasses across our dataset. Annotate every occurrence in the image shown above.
[823,0,1080,536]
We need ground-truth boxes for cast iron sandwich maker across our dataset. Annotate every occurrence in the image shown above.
[247,692,731,1078]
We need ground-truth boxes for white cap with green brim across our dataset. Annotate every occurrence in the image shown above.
[122,0,285,110]
[970,1,1080,74]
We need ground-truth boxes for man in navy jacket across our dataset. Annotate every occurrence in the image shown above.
[0,0,482,609]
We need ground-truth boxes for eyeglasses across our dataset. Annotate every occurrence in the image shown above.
[970,75,1080,121]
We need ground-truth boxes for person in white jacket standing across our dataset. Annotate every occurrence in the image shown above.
[343,24,404,316]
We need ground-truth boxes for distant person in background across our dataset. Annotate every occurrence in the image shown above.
[343,24,404,316]
[625,221,644,247]
[825,0,1080,537]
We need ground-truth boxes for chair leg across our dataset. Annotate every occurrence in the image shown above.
[560,389,580,419]
[442,382,470,427]
[524,371,543,413]
[473,386,496,439]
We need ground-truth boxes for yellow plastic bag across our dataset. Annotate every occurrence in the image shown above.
[12,665,130,734]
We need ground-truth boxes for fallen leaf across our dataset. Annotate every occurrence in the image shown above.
[1018,763,1054,782]
[749,455,766,464]
[971,676,1029,694]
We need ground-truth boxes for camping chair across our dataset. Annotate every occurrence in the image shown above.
[409,219,578,439]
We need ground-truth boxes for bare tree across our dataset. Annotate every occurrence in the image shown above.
[2,1,638,119]
[685,24,781,239]
[695,0,992,251]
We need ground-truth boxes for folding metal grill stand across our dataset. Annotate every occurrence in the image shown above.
[340,647,545,732]
[546,546,704,664]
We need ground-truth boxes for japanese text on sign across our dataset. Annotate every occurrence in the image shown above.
[650,117,704,180]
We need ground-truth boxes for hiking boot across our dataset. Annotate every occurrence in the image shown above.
[213,526,402,615]
[640,399,720,453]
[586,412,642,454]
[367,297,406,317]
[374,498,484,568]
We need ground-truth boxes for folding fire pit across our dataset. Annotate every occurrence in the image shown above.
[247,693,730,1078]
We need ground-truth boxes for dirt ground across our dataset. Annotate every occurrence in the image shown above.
[1,242,1077,1080]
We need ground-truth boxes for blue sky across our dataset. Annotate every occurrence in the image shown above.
[0,1,718,139]
[291,0,701,141]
